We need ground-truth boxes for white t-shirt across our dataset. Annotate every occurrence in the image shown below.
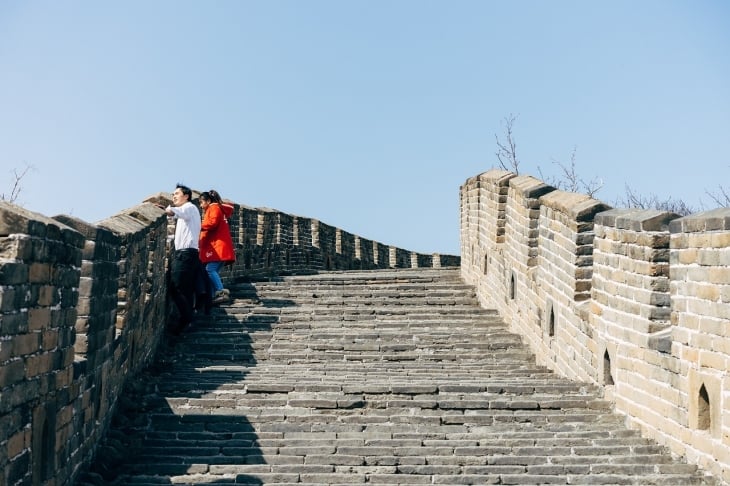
[167,201,201,250]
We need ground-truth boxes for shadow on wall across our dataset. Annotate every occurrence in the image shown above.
[0,188,458,486]
[77,294,295,485]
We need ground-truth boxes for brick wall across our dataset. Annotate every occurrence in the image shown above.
[213,200,456,282]
[460,169,730,483]
[0,191,458,485]
[669,209,730,475]
[0,202,84,485]
[0,200,171,486]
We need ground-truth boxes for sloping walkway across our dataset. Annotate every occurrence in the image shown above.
[76,268,718,485]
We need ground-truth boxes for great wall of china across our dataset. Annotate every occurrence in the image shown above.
[1,169,729,484]
[461,169,730,484]
[0,192,456,485]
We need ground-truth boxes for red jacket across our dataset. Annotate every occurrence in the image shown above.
[199,203,236,264]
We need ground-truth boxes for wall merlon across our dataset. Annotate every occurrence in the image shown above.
[0,202,61,240]
[596,208,680,232]
[97,212,156,239]
[508,175,555,203]
[239,206,259,246]
[477,169,515,186]
[141,192,171,207]
[276,212,295,246]
[539,190,610,223]
[670,208,730,233]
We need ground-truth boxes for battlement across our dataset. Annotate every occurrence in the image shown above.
[461,169,730,484]
[3,172,728,484]
[0,194,457,486]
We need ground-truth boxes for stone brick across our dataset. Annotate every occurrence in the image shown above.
[25,353,52,379]
[27,308,51,332]
[0,360,25,388]
[0,312,28,335]
[37,285,56,307]
[0,287,23,313]
[12,333,40,357]
[0,262,29,286]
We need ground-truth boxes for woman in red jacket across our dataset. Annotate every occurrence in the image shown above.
[199,190,236,304]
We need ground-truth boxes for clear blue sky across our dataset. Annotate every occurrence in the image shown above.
[1,1,728,255]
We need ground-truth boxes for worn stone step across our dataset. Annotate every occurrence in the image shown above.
[75,268,718,486]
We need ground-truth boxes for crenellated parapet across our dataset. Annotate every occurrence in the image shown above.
[0,201,84,485]
[175,198,457,283]
[461,170,730,484]
[0,192,458,486]
[0,200,173,486]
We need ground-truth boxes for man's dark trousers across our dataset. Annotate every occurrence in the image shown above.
[170,248,200,331]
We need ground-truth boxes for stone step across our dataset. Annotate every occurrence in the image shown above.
[75,268,718,486]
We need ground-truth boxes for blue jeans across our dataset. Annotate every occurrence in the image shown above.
[206,261,225,293]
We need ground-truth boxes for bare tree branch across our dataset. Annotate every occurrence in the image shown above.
[705,184,730,208]
[495,114,519,173]
[616,184,695,216]
[538,147,603,197]
[1,163,35,204]
[491,114,709,214]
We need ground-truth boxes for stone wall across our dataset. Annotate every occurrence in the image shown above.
[210,201,456,284]
[461,169,730,483]
[0,200,170,486]
[0,192,458,486]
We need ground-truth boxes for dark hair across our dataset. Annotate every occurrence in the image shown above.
[176,183,193,200]
[202,189,223,204]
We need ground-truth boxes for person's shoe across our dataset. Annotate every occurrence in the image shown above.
[212,289,230,305]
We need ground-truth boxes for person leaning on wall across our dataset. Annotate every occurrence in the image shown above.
[159,183,202,335]
[198,189,236,305]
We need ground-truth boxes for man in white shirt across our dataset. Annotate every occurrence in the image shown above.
[164,184,202,334]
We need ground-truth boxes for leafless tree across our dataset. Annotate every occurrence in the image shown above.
[1,163,35,204]
[491,115,710,214]
[495,114,520,173]
[616,185,695,216]
[538,147,603,198]
[705,185,730,208]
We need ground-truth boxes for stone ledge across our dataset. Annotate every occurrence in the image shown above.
[595,208,680,232]
[670,208,730,233]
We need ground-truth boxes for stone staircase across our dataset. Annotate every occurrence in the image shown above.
[76,268,718,485]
